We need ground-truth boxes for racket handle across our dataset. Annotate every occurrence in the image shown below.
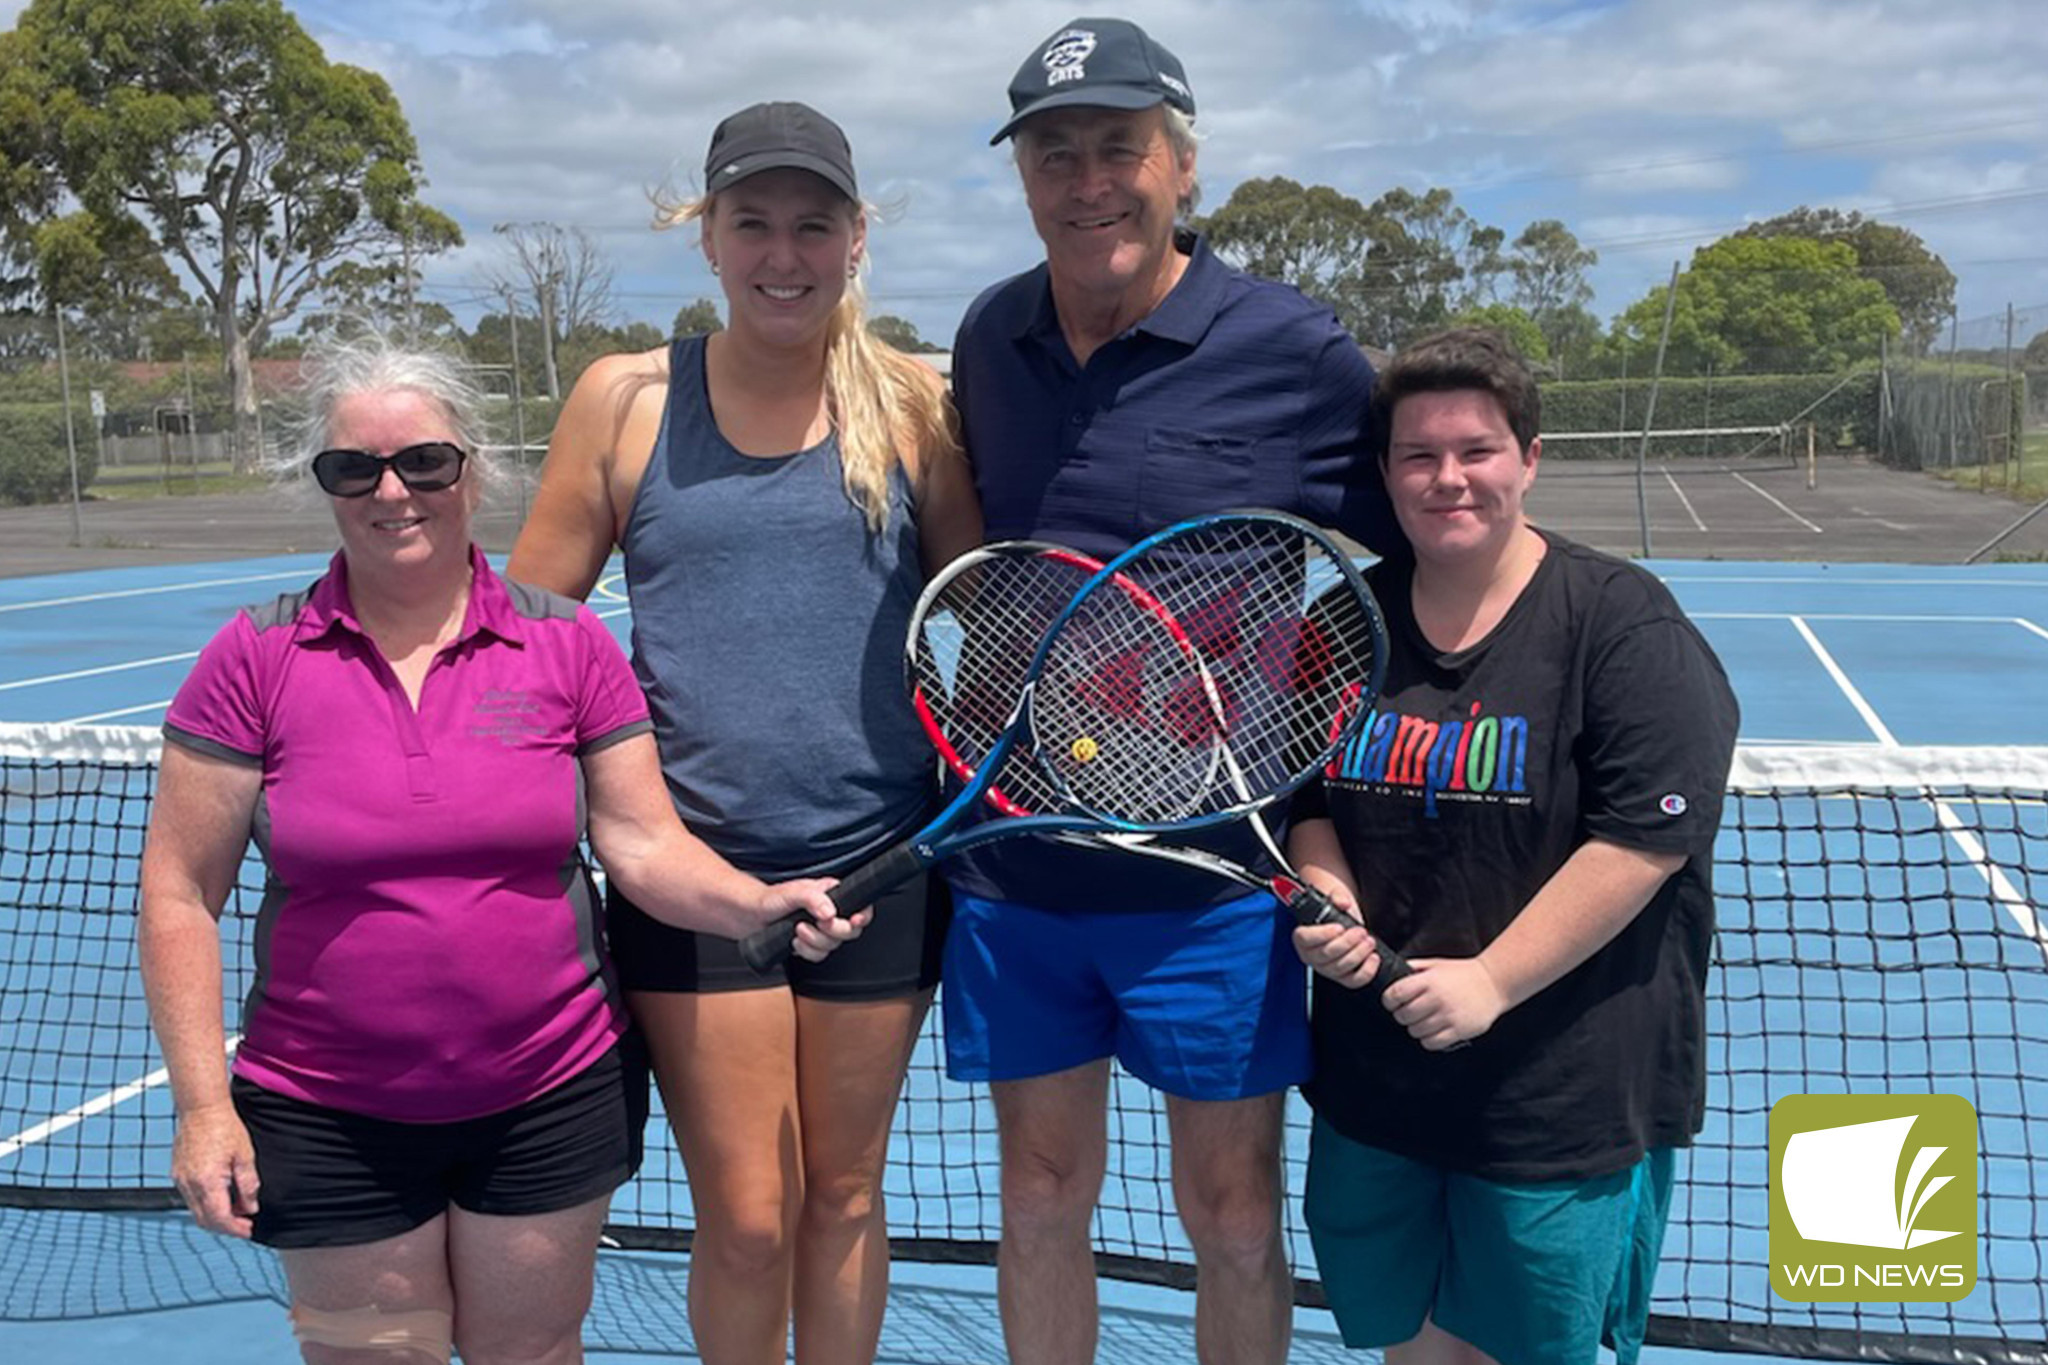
[1286,884,1467,1050]
[737,841,929,976]
[1288,887,1422,988]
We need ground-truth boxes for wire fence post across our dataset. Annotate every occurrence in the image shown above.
[1877,333,1889,466]
[53,307,85,549]
[2003,303,2018,488]
[182,352,202,493]
[1634,262,1682,558]
[1944,309,1961,475]
[503,291,530,524]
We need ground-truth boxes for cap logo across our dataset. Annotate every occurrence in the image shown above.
[1042,28,1096,86]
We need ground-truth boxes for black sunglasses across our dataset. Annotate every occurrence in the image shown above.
[311,442,468,498]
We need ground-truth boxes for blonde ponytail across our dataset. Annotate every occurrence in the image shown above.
[823,268,958,532]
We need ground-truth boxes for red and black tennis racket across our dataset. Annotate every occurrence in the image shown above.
[738,533,1220,971]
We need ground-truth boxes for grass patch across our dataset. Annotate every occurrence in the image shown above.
[89,466,268,499]
[1930,429,2048,504]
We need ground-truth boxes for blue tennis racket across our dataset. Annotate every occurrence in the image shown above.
[738,510,1389,974]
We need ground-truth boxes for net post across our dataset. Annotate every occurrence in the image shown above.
[1806,423,1816,491]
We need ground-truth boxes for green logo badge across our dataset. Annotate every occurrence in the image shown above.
[1769,1094,1977,1303]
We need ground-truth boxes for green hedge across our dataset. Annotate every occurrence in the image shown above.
[1542,371,1880,457]
[0,403,97,505]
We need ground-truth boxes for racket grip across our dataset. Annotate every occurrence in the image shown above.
[1288,886,1471,1052]
[736,842,929,976]
[1290,888,1422,990]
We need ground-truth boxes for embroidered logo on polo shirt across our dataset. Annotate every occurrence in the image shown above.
[470,689,546,746]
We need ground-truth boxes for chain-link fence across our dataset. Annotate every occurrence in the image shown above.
[1881,302,2046,497]
[0,309,570,525]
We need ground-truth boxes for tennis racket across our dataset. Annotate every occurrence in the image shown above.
[739,509,1386,973]
[947,515,1421,994]
[738,534,1219,971]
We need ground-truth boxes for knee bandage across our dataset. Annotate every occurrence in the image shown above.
[289,1303,454,1362]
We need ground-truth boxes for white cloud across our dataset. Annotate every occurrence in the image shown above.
[17,0,2038,338]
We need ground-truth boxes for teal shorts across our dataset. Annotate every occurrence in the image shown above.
[1303,1115,1675,1365]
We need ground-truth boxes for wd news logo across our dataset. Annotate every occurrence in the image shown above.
[1769,1095,1977,1303]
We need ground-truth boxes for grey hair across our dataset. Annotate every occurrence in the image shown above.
[1011,104,1202,218]
[275,330,501,494]
[1163,107,1201,217]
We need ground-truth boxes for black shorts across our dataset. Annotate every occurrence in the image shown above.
[607,867,949,1000]
[231,1033,649,1249]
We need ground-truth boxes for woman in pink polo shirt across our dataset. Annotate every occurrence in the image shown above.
[138,334,862,1365]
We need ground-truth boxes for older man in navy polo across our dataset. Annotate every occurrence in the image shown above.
[943,16,1402,1364]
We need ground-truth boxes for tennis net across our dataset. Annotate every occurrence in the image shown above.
[1541,424,1799,476]
[3,724,2044,1362]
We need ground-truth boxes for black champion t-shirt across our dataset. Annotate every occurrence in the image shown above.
[1299,530,1739,1181]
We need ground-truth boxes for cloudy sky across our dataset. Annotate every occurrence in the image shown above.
[14,0,2048,349]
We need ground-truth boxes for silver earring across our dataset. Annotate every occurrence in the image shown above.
[847,262,858,279]
[709,261,720,276]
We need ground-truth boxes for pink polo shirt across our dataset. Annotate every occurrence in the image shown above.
[163,548,652,1122]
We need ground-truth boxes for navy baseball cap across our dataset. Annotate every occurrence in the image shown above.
[704,101,858,200]
[990,17,1195,145]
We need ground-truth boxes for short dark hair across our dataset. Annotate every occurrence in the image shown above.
[1371,327,1541,455]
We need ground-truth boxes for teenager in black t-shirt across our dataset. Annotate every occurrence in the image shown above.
[1287,328,1738,1365]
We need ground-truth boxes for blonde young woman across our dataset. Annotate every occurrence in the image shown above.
[508,103,980,1365]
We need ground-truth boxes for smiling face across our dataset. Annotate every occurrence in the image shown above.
[1384,388,1541,571]
[1015,103,1194,311]
[324,387,474,583]
[703,168,864,348]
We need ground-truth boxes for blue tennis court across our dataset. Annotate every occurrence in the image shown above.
[4,553,2046,1362]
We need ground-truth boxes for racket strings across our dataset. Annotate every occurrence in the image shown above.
[908,517,1384,832]
[910,547,1231,823]
[1105,520,1384,817]
[1030,584,1224,822]
[911,549,1095,814]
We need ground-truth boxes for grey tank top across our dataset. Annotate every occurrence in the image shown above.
[619,335,932,874]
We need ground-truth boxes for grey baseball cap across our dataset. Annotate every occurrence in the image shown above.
[704,101,858,200]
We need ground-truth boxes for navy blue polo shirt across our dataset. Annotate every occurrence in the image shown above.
[948,231,1400,913]
[952,231,1399,559]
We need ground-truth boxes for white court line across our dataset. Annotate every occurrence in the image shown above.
[592,573,629,603]
[1731,472,1824,533]
[0,651,199,693]
[0,1037,240,1161]
[0,568,312,615]
[1695,612,2026,624]
[1791,616,2045,956]
[2019,619,2048,643]
[1662,472,1707,532]
[61,700,171,724]
[1659,574,2048,587]
[1791,616,1899,745]
[1931,810,2047,954]
[595,605,631,620]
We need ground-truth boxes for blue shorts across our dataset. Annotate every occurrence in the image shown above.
[1303,1115,1676,1365]
[940,889,1310,1100]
